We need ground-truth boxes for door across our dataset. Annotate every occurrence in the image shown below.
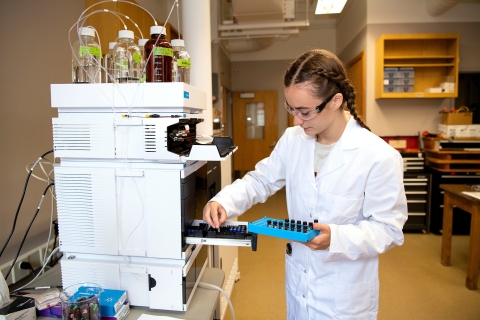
[232,90,278,172]
[346,51,366,121]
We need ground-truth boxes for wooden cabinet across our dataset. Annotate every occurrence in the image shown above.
[375,33,459,99]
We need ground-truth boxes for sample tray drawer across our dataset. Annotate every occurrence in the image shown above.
[248,216,320,242]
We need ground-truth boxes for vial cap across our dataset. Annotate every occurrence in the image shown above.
[150,26,166,35]
[118,30,134,39]
[138,39,149,47]
[171,39,185,47]
[108,42,117,49]
[80,27,95,37]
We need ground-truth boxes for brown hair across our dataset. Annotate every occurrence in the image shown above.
[284,49,370,131]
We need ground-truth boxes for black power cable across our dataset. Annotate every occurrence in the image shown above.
[4,182,55,280]
[0,149,54,259]
[50,220,59,267]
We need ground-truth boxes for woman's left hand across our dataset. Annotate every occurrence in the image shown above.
[304,223,331,251]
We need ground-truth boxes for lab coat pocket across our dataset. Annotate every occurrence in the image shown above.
[322,193,364,224]
[285,253,300,319]
[334,281,372,319]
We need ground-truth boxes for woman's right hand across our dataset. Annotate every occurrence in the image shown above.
[203,201,227,229]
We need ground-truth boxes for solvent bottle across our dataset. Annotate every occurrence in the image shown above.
[144,26,172,82]
[72,27,102,83]
[138,39,149,83]
[171,39,191,84]
[103,42,117,83]
[113,30,142,83]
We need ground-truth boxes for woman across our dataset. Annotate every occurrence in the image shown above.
[203,49,408,319]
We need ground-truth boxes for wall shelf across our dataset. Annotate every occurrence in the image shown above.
[376,33,459,99]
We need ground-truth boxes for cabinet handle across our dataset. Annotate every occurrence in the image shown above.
[407,200,426,203]
[404,183,427,186]
[408,212,426,216]
[441,175,479,179]
[404,179,428,182]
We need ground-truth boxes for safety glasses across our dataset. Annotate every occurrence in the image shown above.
[284,93,336,121]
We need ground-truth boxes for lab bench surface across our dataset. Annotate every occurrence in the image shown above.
[31,264,225,320]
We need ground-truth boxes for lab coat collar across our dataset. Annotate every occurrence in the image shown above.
[341,116,366,150]
[299,116,366,149]
[316,116,366,179]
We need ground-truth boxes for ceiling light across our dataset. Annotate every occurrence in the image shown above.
[315,0,347,14]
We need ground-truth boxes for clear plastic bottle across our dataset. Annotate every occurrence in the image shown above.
[144,26,172,83]
[103,42,117,83]
[113,30,142,83]
[138,39,149,83]
[72,27,102,83]
[171,39,190,84]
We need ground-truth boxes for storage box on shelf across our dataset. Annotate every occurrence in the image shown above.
[375,33,459,99]
[440,111,472,125]
[437,124,479,139]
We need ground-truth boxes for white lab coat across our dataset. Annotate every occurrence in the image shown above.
[211,117,408,319]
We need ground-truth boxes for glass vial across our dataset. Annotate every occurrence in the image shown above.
[113,30,142,83]
[144,26,172,83]
[171,39,191,84]
[72,27,102,83]
[103,42,117,83]
[138,39,149,83]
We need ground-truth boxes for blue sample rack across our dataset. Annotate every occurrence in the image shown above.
[248,216,320,242]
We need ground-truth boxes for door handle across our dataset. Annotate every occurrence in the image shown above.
[269,141,277,148]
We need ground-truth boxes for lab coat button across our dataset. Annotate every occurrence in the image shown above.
[303,294,305,298]
[304,269,307,273]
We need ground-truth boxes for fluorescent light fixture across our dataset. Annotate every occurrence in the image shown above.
[240,93,255,99]
[315,0,347,14]
[221,28,299,37]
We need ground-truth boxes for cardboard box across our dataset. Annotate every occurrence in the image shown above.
[0,296,36,320]
[441,112,473,125]
[437,124,479,138]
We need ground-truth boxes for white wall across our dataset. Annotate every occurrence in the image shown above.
[367,0,480,24]
[336,0,367,56]
[229,22,336,62]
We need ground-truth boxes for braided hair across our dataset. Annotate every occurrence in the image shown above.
[284,49,370,131]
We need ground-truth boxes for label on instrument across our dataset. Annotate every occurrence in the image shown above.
[153,47,173,57]
[389,140,407,149]
[79,46,101,57]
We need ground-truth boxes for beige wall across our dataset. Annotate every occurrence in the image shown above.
[336,0,367,56]
[232,60,294,139]
[229,26,337,139]
[0,1,85,266]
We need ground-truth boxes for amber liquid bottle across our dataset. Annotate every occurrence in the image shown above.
[144,26,172,82]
